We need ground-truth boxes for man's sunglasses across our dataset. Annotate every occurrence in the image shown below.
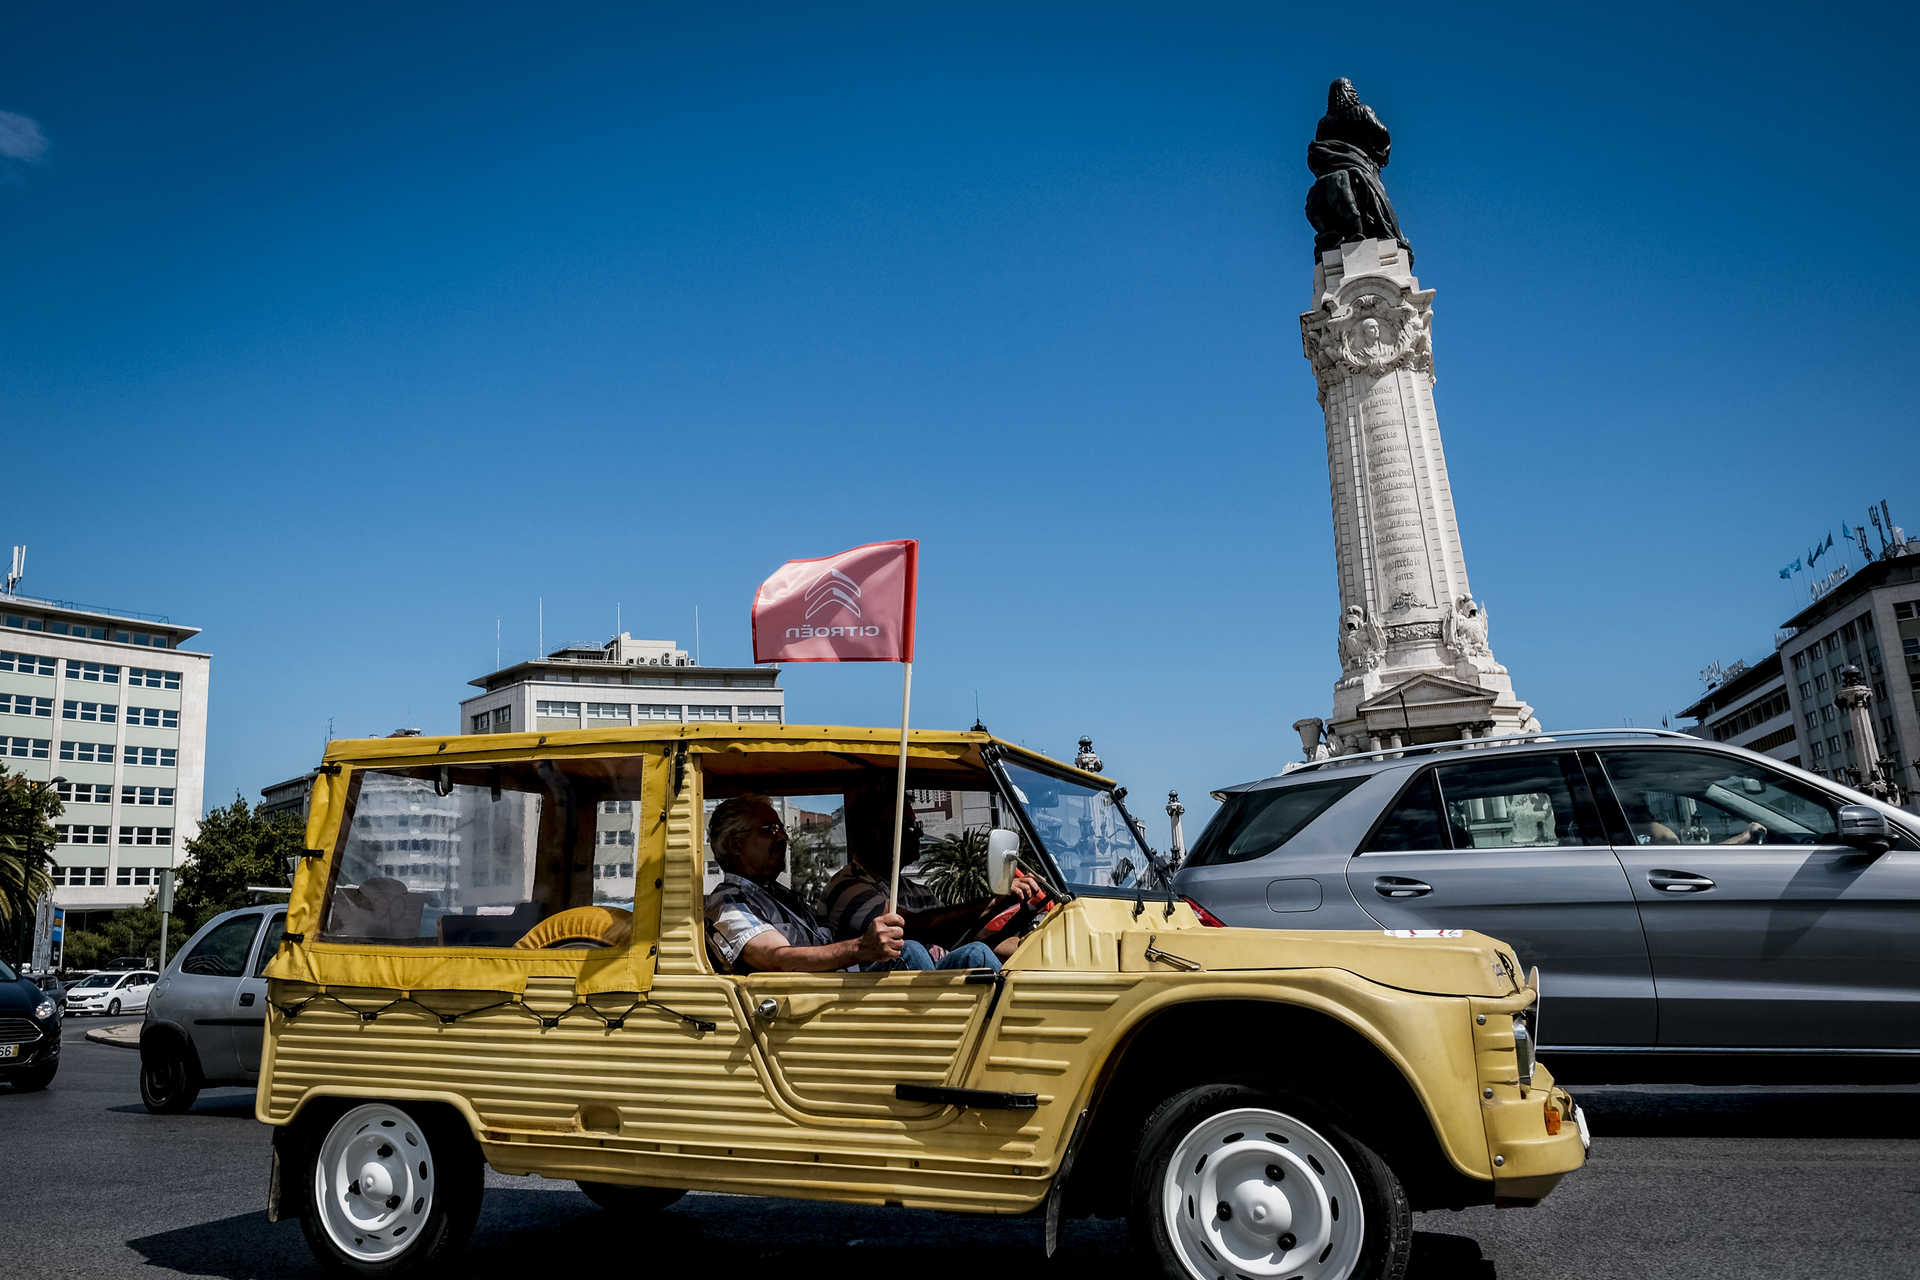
[754,820,787,836]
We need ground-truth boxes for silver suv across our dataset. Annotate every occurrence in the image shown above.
[1175,730,1920,1067]
[140,903,286,1112]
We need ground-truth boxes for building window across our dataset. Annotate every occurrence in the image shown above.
[1827,736,1842,754]
[0,651,55,676]
[114,866,164,887]
[120,785,175,806]
[123,746,178,768]
[0,693,53,717]
[64,660,121,684]
[1791,652,1807,672]
[587,702,628,720]
[735,705,780,722]
[471,713,490,734]
[56,781,114,804]
[1904,638,1920,659]
[597,828,635,847]
[1812,741,1826,759]
[1813,673,1829,692]
[55,823,110,845]
[59,739,114,762]
[1824,635,1839,654]
[685,704,731,721]
[535,700,581,718]
[1821,705,1835,724]
[63,699,117,723]
[125,705,179,728]
[3,736,50,759]
[1895,601,1918,620]
[600,799,634,814]
[633,704,676,721]
[126,667,181,690]
[119,825,174,846]
[491,707,510,731]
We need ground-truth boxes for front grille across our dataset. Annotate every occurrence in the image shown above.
[0,1016,43,1044]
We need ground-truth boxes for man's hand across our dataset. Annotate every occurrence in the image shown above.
[856,911,906,964]
[1009,870,1048,909]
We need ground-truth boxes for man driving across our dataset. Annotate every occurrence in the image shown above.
[821,785,1046,964]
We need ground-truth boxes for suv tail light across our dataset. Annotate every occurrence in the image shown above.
[1182,897,1228,928]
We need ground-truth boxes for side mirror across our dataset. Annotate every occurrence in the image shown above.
[986,828,1022,896]
[1837,804,1894,853]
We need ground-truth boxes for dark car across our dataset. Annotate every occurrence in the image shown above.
[1177,728,1920,1076]
[0,957,62,1091]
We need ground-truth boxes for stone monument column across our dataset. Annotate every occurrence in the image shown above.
[1298,80,1535,753]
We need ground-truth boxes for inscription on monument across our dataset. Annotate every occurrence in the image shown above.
[1359,378,1435,611]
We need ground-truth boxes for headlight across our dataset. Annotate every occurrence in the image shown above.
[34,998,56,1020]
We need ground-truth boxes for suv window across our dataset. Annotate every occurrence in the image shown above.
[1363,772,1449,852]
[1597,749,1838,845]
[181,914,264,978]
[1184,777,1365,867]
[1434,754,1603,849]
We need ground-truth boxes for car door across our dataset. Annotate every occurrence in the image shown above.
[1594,747,1920,1049]
[233,910,285,1075]
[1346,752,1657,1048]
[169,911,267,1080]
[128,971,159,1011]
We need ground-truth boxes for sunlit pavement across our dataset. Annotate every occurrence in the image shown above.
[4,1026,1917,1279]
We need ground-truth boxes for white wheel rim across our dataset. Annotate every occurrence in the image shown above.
[313,1103,436,1263]
[1161,1107,1365,1280]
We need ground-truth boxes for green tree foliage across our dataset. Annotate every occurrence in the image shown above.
[0,766,62,960]
[171,795,305,934]
[785,825,839,905]
[918,826,990,905]
[62,903,162,971]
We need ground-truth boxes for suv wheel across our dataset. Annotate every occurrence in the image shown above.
[575,1181,685,1214]
[1130,1084,1410,1280]
[295,1102,482,1276]
[139,1039,202,1114]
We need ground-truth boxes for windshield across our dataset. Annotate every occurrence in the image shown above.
[74,974,116,989]
[0,959,14,982]
[997,759,1153,894]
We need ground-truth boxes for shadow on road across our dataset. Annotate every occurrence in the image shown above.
[1578,1087,1920,1139]
[128,1194,1493,1279]
[106,1091,255,1119]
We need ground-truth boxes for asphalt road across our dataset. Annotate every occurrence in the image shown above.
[4,1019,1918,1279]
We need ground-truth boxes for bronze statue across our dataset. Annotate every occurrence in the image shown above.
[1304,78,1410,260]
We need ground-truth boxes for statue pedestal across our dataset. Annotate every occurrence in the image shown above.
[1301,239,1536,754]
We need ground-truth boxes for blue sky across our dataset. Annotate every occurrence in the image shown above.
[4,2,1917,838]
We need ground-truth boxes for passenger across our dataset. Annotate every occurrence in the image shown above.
[704,794,901,973]
[821,786,1045,966]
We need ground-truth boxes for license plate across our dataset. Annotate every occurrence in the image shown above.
[1572,1102,1591,1152]
[0,1043,17,1059]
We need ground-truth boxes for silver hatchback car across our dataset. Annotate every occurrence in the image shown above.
[1175,730,1920,1069]
[140,903,286,1112]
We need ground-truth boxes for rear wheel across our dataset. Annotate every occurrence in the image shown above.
[1130,1084,1410,1280]
[295,1101,483,1277]
[575,1181,685,1214]
[139,1039,201,1113]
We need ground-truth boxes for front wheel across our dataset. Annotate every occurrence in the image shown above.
[296,1101,483,1277]
[575,1181,685,1214]
[139,1040,201,1113]
[108,998,121,1016]
[10,1062,57,1091]
[1130,1085,1410,1280]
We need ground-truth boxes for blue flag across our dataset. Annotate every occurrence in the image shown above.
[1842,521,1853,539]
[1779,565,1792,579]
[1792,558,1803,573]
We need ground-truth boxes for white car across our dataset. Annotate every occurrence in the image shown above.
[64,970,159,1017]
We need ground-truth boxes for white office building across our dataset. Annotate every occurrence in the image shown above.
[460,634,784,736]
[1,593,211,918]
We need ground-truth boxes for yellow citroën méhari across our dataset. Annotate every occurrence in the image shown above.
[258,723,1585,1280]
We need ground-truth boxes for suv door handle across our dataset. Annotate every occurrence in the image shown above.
[239,992,256,1007]
[1372,876,1433,898]
[1648,870,1716,893]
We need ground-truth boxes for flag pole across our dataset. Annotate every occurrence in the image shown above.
[887,660,914,914]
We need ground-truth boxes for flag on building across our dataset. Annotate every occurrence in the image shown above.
[751,540,919,664]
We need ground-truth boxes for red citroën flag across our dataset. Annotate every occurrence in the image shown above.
[752,540,919,909]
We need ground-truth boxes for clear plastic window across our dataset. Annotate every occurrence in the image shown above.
[321,758,645,947]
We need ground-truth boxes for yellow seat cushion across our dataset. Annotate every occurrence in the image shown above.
[513,905,635,950]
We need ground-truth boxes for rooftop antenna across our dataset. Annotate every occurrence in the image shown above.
[5,545,22,595]
[538,596,544,658]
[972,690,985,733]
[695,605,701,665]
[495,617,501,671]
[616,601,621,638]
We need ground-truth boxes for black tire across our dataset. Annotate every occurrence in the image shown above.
[574,1181,685,1214]
[139,1038,201,1114]
[1129,1083,1411,1280]
[292,1101,484,1278]
[11,1062,57,1091]
[108,998,121,1016]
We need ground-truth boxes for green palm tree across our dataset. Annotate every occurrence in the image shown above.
[917,826,989,905]
[0,767,61,935]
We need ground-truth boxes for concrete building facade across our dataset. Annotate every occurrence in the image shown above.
[0,593,210,915]
[459,634,784,737]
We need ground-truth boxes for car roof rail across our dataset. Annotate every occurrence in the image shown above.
[1274,726,1696,778]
